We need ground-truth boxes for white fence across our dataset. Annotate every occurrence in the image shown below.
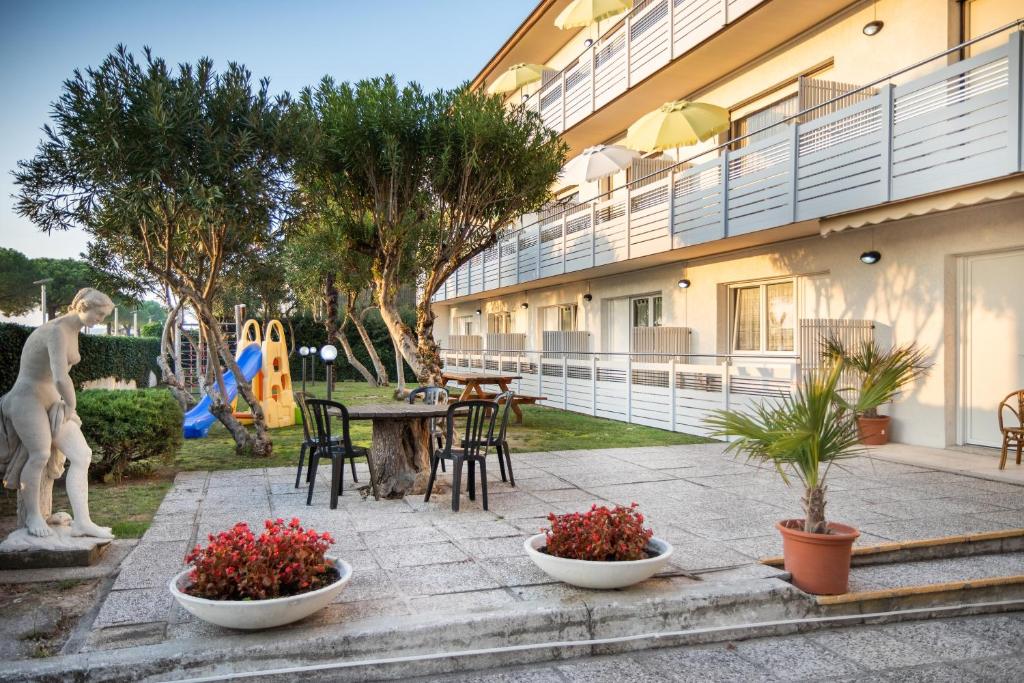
[532,0,765,135]
[441,348,797,438]
[436,33,1024,303]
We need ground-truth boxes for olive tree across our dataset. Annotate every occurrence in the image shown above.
[292,77,565,384]
[14,46,290,456]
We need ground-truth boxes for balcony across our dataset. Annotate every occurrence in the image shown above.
[434,32,1024,304]
[525,0,766,134]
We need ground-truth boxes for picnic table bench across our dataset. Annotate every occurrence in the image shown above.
[440,370,545,424]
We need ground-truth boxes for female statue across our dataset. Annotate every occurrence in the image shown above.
[0,288,115,540]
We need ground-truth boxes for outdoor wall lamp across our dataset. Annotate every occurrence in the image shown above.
[583,293,593,302]
[677,279,691,289]
[475,309,482,315]
[522,93,530,102]
[860,250,882,265]
[862,20,883,36]
[584,38,594,48]
[521,302,529,310]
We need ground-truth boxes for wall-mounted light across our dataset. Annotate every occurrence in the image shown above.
[862,20,883,36]
[859,250,882,265]
[522,93,530,102]
[475,308,482,315]
[584,38,594,48]
[583,293,593,302]
[520,302,529,310]
[677,279,691,289]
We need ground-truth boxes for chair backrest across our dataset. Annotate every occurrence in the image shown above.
[999,390,1024,430]
[294,391,313,441]
[408,386,449,406]
[444,399,497,459]
[304,398,354,455]
[492,390,515,443]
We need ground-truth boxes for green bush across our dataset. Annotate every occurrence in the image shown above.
[0,322,161,395]
[139,321,163,338]
[77,389,183,481]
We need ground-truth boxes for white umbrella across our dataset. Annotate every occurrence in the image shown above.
[560,145,641,185]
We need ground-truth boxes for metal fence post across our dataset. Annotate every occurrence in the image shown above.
[669,358,677,432]
[591,354,598,416]
[562,355,568,410]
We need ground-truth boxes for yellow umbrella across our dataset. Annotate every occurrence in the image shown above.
[555,0,633,30]
[487,63,551,95]
[625,100,730,152]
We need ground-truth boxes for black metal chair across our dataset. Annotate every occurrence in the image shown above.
[304,399,366,510]
[424,400,497,512]
[461,390,516,486]
[408,386,449,471]
[293,391,344,489]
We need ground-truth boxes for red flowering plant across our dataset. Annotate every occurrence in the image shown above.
[543,503,654,561]
[183,518,335,601]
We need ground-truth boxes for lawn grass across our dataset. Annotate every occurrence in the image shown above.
[1,381,709,539]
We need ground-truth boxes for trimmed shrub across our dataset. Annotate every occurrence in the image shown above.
[0,322,161,394]
[77,388,183,480]
[543,503,653,562]
[140,321,163,338]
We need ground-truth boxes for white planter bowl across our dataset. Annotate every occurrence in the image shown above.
[169,557,352,630]
[524,534,674,589]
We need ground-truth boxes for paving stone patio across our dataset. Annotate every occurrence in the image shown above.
[89,442,1024,648]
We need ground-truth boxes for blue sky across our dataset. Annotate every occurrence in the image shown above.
[0,0,536,259]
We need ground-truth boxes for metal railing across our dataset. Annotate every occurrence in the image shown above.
[441,347,798,437]
[436,23,1024,303]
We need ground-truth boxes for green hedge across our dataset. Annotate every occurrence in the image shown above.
[0,322,162,395]
[77,389,183,481]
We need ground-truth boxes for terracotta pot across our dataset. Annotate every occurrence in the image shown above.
[775,520,859,595]
[857,415,890,445]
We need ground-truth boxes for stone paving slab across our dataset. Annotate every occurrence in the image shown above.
[55,442,1024,676]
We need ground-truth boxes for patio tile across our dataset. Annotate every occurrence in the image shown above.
[453,535,529,559]
[113,540,189,590]
[333,569,399,603]
[387,560,501,596]
[807,627,950,670]
[883,618,1014,659]
[732,634,862,680]
[372,541,470,568]
[479,556,558,587]
[360,525,449,548]
[860,515,1013,542]
[433,519,522,539]
[636,645,774,682]
[94,588,175,627]
[140,522,195,543]
[407,587,518,615]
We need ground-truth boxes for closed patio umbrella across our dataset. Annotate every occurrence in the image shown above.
[487,63,552,95]
[555,0,633,30]
[625,100,730,152]
[560,144,641,185]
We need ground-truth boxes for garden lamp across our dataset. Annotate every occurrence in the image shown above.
[320,344,338,400]
[309,346,318,385]
[299,346,309,392]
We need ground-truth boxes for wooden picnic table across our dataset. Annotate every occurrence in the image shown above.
[441,371,525,423]
[332,402,450,499]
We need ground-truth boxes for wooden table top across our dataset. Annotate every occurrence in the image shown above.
[441,371,522,383]
[339,402,450,420]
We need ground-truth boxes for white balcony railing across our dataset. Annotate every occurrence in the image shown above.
[532,0,766,135]
[441,348,797,437]
[436,31,1024,303]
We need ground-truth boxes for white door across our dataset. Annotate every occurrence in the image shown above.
[961,249,1024,447]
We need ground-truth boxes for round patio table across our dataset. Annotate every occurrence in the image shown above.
[340,403,450,499]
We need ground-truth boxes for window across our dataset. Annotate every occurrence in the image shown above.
[732,93,799,149]
[487,312,512,334]
[453,315,477,336]
[730,280,794,353]
[631,295,662,328]
[542,304,577,332]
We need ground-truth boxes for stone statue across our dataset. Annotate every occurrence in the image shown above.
[0,288,115,548]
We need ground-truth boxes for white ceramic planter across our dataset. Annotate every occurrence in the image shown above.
[524,534,674,589]
[169,557,352,630]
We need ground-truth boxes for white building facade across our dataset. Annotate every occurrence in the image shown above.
[431,0,1024,451]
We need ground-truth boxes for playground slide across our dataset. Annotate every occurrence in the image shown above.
[182,344,263,439]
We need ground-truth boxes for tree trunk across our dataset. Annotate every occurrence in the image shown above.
[350,298,388,386]
[414,295,443,386]
[802,484,828,534]
[334,319,376,386]
[392,337,407,399]
[375,278,422,378]
[370,417,447,498]
[195,299,272,457]
[158,303,194,410]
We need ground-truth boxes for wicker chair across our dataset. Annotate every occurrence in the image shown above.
[998,390,1024,470]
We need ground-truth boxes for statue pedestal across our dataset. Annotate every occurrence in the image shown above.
[0,526,111,569]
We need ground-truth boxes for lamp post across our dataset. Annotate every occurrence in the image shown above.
[33,278,53,325]
[299,346,310,393]
[320,345,338,400]
[309,346,318,387]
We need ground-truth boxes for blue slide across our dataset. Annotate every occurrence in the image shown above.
[183,344,263,439]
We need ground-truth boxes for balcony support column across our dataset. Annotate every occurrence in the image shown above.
[879,84,894,203]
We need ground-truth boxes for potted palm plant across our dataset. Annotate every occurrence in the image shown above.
[823,337,931,445]
[705,363,863,595]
